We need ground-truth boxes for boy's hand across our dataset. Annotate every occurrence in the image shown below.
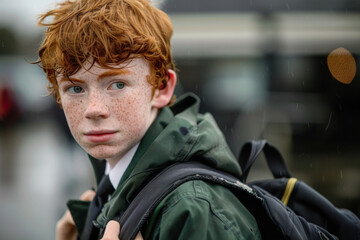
[100,220,143,240]
[56,190,96,240]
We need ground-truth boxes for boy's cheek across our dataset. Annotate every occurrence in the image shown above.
[63,104,84,130]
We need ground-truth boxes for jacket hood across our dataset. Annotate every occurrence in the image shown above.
[94,93,242,227]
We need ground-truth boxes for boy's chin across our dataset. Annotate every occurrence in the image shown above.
[84,146,123,161]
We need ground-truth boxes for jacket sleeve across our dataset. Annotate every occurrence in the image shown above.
[143,180,261,240]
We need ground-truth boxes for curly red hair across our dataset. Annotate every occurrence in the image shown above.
[36,0,175,105]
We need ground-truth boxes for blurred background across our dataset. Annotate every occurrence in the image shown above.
[0,0,359,239]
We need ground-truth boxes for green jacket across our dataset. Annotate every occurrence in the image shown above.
[68,93,261,240]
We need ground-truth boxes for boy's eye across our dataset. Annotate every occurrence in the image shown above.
[68,86,83,94]
[110,82,125,90]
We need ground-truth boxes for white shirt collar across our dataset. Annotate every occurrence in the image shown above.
[105,143,139,189]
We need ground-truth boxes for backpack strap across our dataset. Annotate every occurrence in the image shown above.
[118,161,253,240]
[239,140,292,182]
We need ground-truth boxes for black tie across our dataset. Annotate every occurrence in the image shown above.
[81,175,115,240]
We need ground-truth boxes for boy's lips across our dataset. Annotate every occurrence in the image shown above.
[84,130,118,143]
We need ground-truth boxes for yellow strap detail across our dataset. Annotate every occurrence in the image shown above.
[281,178,297,206]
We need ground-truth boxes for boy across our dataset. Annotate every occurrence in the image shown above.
[36,0,261,239]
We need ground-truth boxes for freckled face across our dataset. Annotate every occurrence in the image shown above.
[57,58,158,167]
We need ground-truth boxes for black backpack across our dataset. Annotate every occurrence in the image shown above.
[118,140,360,240]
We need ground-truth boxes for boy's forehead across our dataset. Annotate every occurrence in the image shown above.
[59,57,150,81]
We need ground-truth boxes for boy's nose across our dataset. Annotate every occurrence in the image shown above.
[84,95,110,120]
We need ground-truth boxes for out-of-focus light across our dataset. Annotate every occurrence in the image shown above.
[327,47,356,85]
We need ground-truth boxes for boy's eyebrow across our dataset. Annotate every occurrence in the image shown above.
[97,69,130,80]
[59,69,130,83]
[59,76,85,83]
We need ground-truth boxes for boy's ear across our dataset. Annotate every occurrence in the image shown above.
[151,69,177,108]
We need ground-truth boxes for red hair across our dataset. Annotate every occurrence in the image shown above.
[36,0,175,104]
